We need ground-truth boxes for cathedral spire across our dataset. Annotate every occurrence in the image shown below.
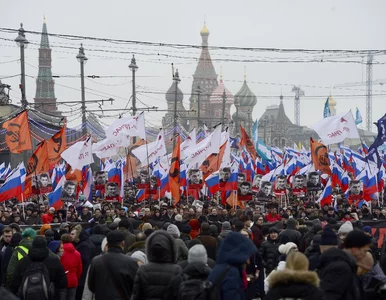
[40,17,50,49]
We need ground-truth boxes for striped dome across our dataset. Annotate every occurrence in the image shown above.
[209,79,234,104]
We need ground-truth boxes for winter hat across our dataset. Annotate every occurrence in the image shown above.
[187,239,202,249]
[287,218,296,227]
[107,230,125,245]
[162,222,171,231]
[142,223,153,232]
[39,224,51,235]
[175,214,183,222]
[343,230,372,249]
[363,226,372,234]
[286,251,309,271]
[188,244,207,264]
[320,227,338,246]
[234,221,245,232]
[59,222,70,231]
[181,225,192,235]
[269,227,279,234]
[144,229,154,237]
[278,242,298,255]
[101,237,108,253]
[32,236,47,248]
[167,224,180,238]
[209,225,218,235]
[48,240,61,254]
[22,228,37,239]
[10,232,22,247]
[222,221,232,231]
[131,251,148,264]
[338,221,354,234]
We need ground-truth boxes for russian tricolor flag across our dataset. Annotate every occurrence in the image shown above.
[205,171,220,195]
[0,162,26,202]
[48,175,66,210]
[317,178,332,207]
[82,166,93,201]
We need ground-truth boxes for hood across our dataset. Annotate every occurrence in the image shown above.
[286,218,297,230]
[78,230,90,243]
[219,230,232,238]
[127,241,146,252]
[63,243,76,253]
[29,246,49,262]
[312,224,322,234]
[146,230,177,263]
[20,237,34,249]
[216,232,257,265]
[184,262,211,278]
[189,219,200,231]
[269,269,319,289]
[320,247,356,272]
[89,234,105,244]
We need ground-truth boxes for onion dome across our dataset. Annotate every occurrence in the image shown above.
[232,110,248,121]
[209,78,234,104]
[234,80,257,107]
[200,23,209,37]
[165,81,183,103]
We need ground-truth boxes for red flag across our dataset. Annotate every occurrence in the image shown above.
[169,136,181,205]
[240,125,257,161]
[2,111,32,153]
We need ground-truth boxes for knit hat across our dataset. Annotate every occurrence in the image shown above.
[188,244,207,264]
[32,236,47,248]
[142,223,153,232]
[338,221,354,234]
[107,230,125,245]
[269,227,279,234]
[363,226,372,234]
[344,230,372,249]
[49,207,55,212]
[181,225,192,235]
[131,251,147,264]
[48,240,61,254]
[40,224,51,235]
[278,242,298,255]
[320,227,338,246]
[175,214,183,222]
[222,221,232,231]
[188,239,202,249]
[59,222,70,231]
[101,237,108,253]
[167,224,180,238]
[22,228,37,239]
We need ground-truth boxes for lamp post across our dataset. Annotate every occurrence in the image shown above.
[196,84,201,129]
[15,23,29,108]
[234,96,239,136]
[173,69,181,148]
[129,55,138,116]
[76,44,88,136]
[221,89,226,126]
[247,109,252,136]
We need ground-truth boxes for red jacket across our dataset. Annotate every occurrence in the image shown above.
[60,243,82,288]
[42,213,54,224]
[189,219,200,239]
[265,213,281,222]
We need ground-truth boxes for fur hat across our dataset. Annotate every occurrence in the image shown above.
[188,244,207,264]
[107,230,125,245]
[142,223,152,232]
[278,242,298,255]
[285,251,309,271]
[338,221,354,234]
[167,224,180,238]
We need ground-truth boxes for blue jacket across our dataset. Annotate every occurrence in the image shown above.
[207,232,257,300]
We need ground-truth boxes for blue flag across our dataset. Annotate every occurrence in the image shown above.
[365,114,386,169]
[355,107,363,125]
[323,98,331,118]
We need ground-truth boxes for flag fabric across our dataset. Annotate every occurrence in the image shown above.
[48,176,66,210]
[124,139,146,180]
[82,166,93,201]
[61,136,94,170]
[310,138,331,176]
[355,107,363,125]
[312,111,360,145]
[105,113,146,146]
[317,178,333,207]
[205,171,220,195]
[181,129,197,162]
[0,162,26,202]
[92,138,119,159]
[169,136,181,204]
[47,124,67,167]
[240,125,257,161]
[132,130,166,166]
[201,141,227,180]
[2,111,32,153]
[366,114,386,169]
[25,141,49,196]
[323,98,331,118]
[257,138,272,161]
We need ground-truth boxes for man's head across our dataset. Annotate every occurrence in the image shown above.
[221,168,231,181]
[268,227,279,240]
[308,172,320,186]
[107,230,125,249]
[261,182,272,196]
[276,176,286,189]
[189,169,201,184]
[349,180,362,195]
[106,183,117,196]
[63,181,76,196]
[95,171,106,185]
[2,227,13,244]
[39,173,50,187]
[253,175,262,188]
[343,230,372,261]
[293,175,305,188]
[139,169,149,182]
[239,182,251,195]
[238,173,246,184]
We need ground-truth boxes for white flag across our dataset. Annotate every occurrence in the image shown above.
[61,137,94,170]
[220,129,231,169]
[92,138,119,159]
[132,130,166,166]
[105,113,146,143]
[312,111,360,145]
[181,129,197,161]
[185,125,222,169]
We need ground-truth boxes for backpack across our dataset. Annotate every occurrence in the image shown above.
[18,262,55,300]
[177,265,231,300]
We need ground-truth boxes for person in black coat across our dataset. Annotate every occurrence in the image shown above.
[0,232,21,286]
[265,252,325,300]
[131,230,182,300]
[260,227,281,275]
[11,236,67,298]
[89,225,105,256]
[88,230,138,300]
[197,223,218,261]
[278,218,301,246]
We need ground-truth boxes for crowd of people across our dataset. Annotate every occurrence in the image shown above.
[1,194,386,299]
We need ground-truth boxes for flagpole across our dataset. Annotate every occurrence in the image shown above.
[21,193,25,220]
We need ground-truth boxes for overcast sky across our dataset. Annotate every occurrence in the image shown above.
[2,0,386,133]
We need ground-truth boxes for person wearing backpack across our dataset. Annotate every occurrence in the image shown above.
[10,235,67,299]
[206,231,258,300]
[165,244,211,300]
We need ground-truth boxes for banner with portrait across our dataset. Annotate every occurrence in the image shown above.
[347,179,364,206]
[307,172,323,192]
[256,181,273,204]
[292,174,307,197]
[61,180,78,203]
[36,172,52,195]
[94,171,106,196]
[105,182,120,202]
[274,175,287,197]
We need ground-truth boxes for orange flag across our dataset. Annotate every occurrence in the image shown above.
[65,163,83,183]
[47,124,67,167]
[310,138,331,176]
[2,111,32,153]
[124,139,146,180]
[240,125,257,161]
[169,136,181,205]
[201,141,227,180]
[25,141,49,197]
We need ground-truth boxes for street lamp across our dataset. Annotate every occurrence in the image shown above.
[15,23,29,108]
[76,44,88,135]
[234,96,239,136]
[129,55,138,117]
[173,68,181,148]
